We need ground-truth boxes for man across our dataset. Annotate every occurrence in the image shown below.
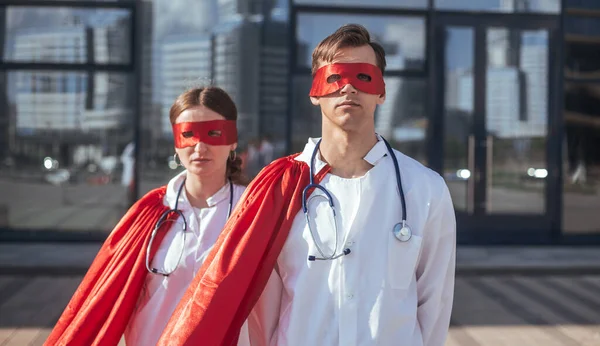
[156,24,456,346]
[247,23,456,345]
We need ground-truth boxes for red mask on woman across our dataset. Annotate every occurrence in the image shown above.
[172,120,237,148]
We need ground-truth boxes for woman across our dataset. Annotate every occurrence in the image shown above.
[45,87,250,346]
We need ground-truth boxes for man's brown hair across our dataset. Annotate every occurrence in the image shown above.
[311,24,386,76]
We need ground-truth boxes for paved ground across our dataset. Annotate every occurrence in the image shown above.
[1,274,599,346]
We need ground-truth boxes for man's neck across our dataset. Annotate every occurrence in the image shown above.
[319,126,378,179]
[184,171,227,209]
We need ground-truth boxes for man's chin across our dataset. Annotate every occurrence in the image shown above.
[329,111,364,128]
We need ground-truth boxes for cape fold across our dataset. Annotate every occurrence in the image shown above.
[45,187,174,346]
[158,155,329,346]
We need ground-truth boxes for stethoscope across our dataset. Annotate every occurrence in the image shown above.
[302,137,411,262]
[145,177,234,276]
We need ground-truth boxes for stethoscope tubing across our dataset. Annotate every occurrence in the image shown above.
[146,176,234,276]
[302,137,409,261]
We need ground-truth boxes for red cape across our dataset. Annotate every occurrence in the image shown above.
[158,154,329,345]
[45,187,175,346]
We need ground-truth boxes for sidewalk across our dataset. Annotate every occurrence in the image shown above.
[1,243,600,346]
[2,273,599,346]
[1,243,600,275]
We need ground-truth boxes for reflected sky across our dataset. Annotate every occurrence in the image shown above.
[294,0,426,8]
[297,13,425,70]
[436,0,559,12]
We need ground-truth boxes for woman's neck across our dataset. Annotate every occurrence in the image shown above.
[184,172,228,209]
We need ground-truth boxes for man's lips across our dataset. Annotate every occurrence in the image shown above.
[336,100,360,107]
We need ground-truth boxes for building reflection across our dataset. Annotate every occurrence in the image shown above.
[563,3,600,233]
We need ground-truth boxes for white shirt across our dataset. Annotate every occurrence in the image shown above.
[125,170,249,346]
[248,137,456,346]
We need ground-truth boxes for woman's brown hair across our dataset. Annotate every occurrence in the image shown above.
[169,86,248,186]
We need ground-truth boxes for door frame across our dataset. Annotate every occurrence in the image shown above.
[432,13,561,244]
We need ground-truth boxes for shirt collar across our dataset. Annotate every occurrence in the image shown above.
[165,170,232,210]
[294,134,388,175]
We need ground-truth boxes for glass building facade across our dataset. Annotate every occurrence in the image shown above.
[0,0,598,245]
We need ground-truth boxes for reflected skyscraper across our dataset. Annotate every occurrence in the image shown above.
[160,34,213,136]
[0,7,8,159]
[259,20,289,139]
[212,0,287,143]
[9,12,131,164]
[451,29,548,139]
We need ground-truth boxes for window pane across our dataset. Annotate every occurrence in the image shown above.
[565,16,600,80]
[435,0,560,13]
[563,82,600,234]
[296,13,425,71]
[376,78,428,165]
[485,28,548,215]
[566,0,600,11]
[291,75,322,153]
[1,71,133,233]
[442,27,474,213]
[291,75,428,165]
[3,7,131,65]
[139,0,290,192]
[293,0,427,9]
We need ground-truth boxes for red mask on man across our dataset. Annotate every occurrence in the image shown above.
[172,120,237,148]
[309,62,385,97]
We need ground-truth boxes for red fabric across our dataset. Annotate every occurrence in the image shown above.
[309,62,385,97]
[45,187,174,346]
[157,154,330,346]
[173,120,238,148]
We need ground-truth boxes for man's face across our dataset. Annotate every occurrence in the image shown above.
[310,45,386,132]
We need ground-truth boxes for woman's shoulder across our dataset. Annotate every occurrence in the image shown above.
[135,185,168,207]
[232,183,247,196]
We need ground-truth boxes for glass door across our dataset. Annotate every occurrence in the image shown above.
[436,15,560,242]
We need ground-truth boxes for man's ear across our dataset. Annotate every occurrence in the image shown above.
[377,92,386,105]
[310,96,320,106]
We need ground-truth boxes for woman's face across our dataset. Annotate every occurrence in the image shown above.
[174,105,237,179]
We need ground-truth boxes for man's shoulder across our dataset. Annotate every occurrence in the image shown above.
[392,150,441,180]
[270,152,311,167]
[391,149,447,196]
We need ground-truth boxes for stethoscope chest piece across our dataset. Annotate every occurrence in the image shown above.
[393,222,412,242]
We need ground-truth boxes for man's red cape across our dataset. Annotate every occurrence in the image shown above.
[45,155,328,346]
[158,155,329,345]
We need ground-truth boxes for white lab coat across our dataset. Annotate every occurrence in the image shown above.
[124,170,250,346]
[248,137,456,346]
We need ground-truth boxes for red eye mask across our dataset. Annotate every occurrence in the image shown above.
[309,62,385,97]
[172,120,237,148]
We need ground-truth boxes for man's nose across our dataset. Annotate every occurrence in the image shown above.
[339,83,358,94]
